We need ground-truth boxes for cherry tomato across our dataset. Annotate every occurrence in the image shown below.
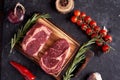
[99,29,107,37]
[89,20,97,28]
[77,19,83,26]
[84,16,92,23]
[94,26,101,33]
[104,34,112,43]
[95,40,103,46]
[102,44,110,53]
[74,10,80,17]
[91,33,98,38]
[80,12,86,18]
[96,41,103,46]
[71,16,78,23]
[86,28,92,35]
[81,24,88,31]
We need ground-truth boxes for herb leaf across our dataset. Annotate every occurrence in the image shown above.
[10,14,50,52]
[63,38,97,80]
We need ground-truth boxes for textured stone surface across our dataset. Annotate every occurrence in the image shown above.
[1,0,120,80]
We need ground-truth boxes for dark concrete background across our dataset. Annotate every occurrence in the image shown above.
[1,0,120,80]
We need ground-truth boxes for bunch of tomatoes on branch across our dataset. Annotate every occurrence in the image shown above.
[71,10,113,53]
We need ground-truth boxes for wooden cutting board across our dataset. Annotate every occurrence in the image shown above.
[16,18,80,80]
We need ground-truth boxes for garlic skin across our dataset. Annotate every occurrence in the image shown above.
[87,72,102,80]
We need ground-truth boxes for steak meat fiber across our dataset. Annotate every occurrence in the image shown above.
[22,23,52,56]
[39,39,70,75]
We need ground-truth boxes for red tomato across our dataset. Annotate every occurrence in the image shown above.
[71,16,78,23]
[74,10,81,17]
[77,19,83,26]
[91,33,98,38]
[81,24,87,31]
[94,26,101,33]
[89,20,97,28]
[102,44,110,53]
[95,40,103,46]
[84,16,92,23]
[99,29,107,37]
[104,34,112,43]
[86,28,92,35]
[80,12,86,18]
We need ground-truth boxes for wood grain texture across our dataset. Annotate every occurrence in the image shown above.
[16,18,80,80]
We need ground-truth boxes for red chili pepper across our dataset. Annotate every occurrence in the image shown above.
[10,61,36,80]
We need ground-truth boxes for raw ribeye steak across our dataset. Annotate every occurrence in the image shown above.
[39,39,70,75]
[22,23,52,56]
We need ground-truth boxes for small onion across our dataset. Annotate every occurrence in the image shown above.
[8,2,25,23]
[87,72,102,80]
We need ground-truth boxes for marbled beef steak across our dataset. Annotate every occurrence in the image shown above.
[22,23,52,57]
[39,39,70,75]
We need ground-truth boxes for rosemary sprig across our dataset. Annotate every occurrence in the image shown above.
[63,38,97,80]
[10,14,50,52]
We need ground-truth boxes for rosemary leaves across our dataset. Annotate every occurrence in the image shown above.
[63,38,97,80]
[10,14,50,52]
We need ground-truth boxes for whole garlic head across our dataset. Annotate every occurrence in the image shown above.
[87,72,102,80]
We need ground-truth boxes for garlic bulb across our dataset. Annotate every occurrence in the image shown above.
[87,72,102,80]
